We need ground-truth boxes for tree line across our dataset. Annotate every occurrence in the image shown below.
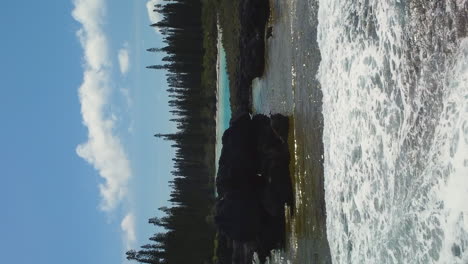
[126,0,218,263]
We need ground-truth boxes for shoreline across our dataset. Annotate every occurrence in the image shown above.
[213,1,293,263]
[228,0,270,117]
[213,0,274,260]
[215,19,221,177]
[245,0,332,262]
[215,21,233,180]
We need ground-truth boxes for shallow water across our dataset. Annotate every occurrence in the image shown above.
[253,0,468,263]
[253,0,331,263]
[216,30,232,176]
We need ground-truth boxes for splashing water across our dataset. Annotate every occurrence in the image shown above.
[253,0,468,263]
[318,0,468,263]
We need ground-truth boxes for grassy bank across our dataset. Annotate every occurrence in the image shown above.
[202,1,273,263]
[217,0,241,98]
[200,1,242,263]
[201,0,240,92]
[202,0,242,113]
[200,0,244,185]
[200,0,219,187]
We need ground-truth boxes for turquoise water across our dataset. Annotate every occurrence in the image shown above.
[215,41,231,175]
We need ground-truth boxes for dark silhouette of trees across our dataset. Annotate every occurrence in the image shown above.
[127,0,218,263]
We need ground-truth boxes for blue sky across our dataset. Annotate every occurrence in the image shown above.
[0,0,175,263]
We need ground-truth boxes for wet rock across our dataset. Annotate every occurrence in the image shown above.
[215,189,261,242]
[232,0,270,116]
[215,112,293,263]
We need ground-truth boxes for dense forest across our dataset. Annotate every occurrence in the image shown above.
[126,0,219,263]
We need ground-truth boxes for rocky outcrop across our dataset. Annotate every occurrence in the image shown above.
[214,0,292,262]
[215,113,293,263]
[232,0,270,115]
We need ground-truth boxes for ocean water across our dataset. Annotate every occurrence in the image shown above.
[253,0,468,263]
[216,31,232,176]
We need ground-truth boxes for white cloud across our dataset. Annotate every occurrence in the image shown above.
[72,0,109,70]
[121,213,137,249]
[146,0,163,33]
[72,0,132,212]
[118,47,130,75]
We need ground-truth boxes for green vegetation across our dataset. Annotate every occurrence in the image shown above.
[217,0,242,112]
[201,0,218,96]
[128,0,219,263]
[202,0,242,112]
[201,1,243,263]
[200,0,241,96]
[126,0,245,263]
[217,0,241,92]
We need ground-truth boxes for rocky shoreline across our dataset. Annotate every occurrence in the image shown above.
[214,0,295,263]
[231,0,270,117]
[215,113,293,264]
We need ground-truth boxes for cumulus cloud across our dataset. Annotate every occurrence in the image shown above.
[118,47,130,75]
[72,0,132,212]
[121,213,137,249]
[146,0,163,33]
[72,0,109,69]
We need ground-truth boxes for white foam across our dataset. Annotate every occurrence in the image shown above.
[431,38,468,263]
[317,0,468,262]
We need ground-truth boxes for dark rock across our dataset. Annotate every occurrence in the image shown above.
[232,0,270,116]
[232,240,256,264]
[215,113,293,263]
[266,26,273,39]
[214,0,295,262]
[216,113,258,197]
[215,189,261,242]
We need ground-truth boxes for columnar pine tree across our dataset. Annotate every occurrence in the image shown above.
[127,0,217,263]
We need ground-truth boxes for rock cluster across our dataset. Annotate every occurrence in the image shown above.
[232,0,270,115]
[215,113,293,263]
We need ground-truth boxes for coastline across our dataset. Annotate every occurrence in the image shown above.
[215,21,232,178]
[213,1,281,263]
[214,0,330,263]
[212,0,269,115]
[248,0,332,262]
[215,20,221,177]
